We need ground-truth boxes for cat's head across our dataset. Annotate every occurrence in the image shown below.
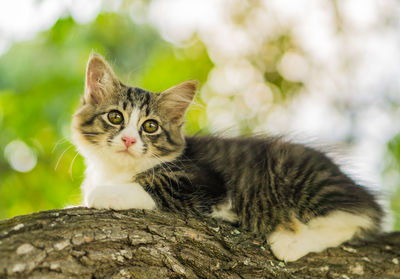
[72,54,197,174]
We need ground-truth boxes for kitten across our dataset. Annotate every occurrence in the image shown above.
[72,54,383,262]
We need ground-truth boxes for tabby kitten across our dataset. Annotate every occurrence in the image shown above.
[72,54,383,262]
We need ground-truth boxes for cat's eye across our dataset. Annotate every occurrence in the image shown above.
[108,110,124,125]
[142,120,159,133]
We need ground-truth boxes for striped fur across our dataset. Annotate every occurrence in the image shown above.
[72,55,383,261]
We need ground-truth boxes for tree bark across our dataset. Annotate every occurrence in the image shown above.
[0,207,399,279]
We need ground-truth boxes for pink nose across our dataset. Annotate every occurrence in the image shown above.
[122,136,136,148]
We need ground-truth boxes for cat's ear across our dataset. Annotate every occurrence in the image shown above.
[84,54,119,104]
[158,80,198,124]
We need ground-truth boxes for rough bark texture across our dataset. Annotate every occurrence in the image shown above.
[0,207,399,279]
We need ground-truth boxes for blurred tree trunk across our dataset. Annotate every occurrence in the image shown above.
[0,208,399,279]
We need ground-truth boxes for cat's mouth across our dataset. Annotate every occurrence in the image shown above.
[117,149,136,157]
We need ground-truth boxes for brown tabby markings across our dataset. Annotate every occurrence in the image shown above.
[72,54,383,262]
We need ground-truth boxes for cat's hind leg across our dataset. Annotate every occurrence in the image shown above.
[267,211,376,262]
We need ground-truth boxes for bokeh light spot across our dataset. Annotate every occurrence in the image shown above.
[4,140,37,173]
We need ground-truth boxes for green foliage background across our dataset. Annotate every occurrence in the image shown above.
[0,11,399,230]
[0,14,213,218]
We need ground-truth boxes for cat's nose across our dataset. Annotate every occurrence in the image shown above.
[122,136,136,148]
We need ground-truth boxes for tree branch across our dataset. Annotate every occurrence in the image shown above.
[0,207,399,278]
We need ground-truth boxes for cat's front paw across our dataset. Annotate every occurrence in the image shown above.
[85,184,156,210]
[87,189,132,210]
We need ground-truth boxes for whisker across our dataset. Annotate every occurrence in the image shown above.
[142,157,157,186]
[55,145,73,171]
[148,152,177,196]
[148,151,193,197]
[52,136,71,153]
[69,151,80,180]
[153,152,192,184]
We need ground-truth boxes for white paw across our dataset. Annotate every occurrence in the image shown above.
[87,188,135,210]
[269,236,308,262]
[85,184,156,210]
[268,230,309,262]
